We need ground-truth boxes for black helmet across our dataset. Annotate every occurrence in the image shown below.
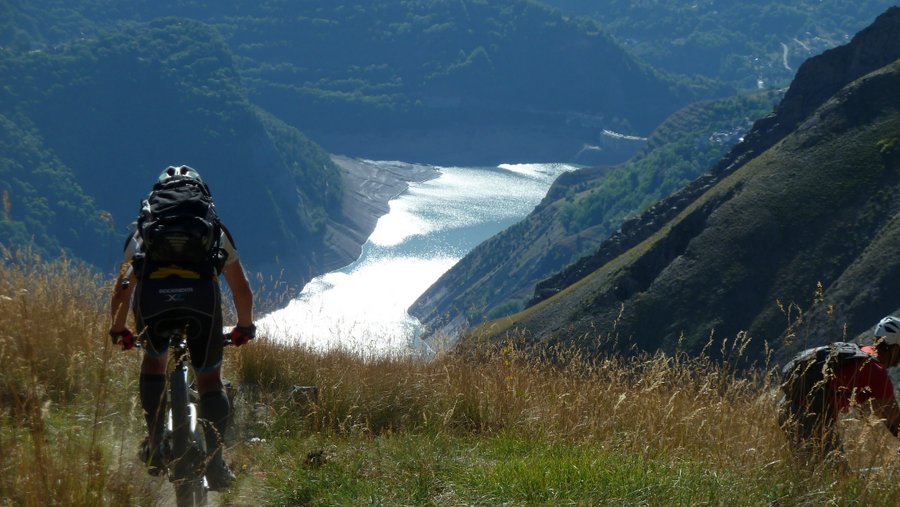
[158,165,203,183]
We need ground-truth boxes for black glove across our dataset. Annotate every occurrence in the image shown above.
[109,328,136,351]
[229,323,256,346]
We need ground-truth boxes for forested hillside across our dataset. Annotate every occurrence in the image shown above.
[480,7,900,362]
[0,117,114,262]
[2,0,724,166]
[541,0,896,90]
[0,0,730,276]
[0,18,342,275]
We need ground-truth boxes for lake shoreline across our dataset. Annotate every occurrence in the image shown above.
[265,162,577,354]
[315,155,442,274]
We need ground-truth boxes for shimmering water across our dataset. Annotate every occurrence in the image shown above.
[259,161,577,356]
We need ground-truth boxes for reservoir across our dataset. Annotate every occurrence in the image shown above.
[259,161,577,356]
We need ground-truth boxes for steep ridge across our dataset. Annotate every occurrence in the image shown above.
[535,6,900,306]
[481,7,900,361]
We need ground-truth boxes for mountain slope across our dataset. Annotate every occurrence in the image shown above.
[0,19,342,277]
[473,7,900,361]
[0,114,115,262]
[3,0,726,166]
[540,0,896,90]
[0,0,733,278]
[409,91,778,335]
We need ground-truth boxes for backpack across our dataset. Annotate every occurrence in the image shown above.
[135,175,223,272]
[780,342,875,404]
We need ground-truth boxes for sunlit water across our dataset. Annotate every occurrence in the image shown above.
[259,161,577,357]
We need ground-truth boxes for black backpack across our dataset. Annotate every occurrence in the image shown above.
[136,175,223,271]
[780,342,875,403]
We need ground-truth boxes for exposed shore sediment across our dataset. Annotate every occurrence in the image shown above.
[318,155,440,272]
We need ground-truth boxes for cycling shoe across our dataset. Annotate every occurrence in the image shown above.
[205,456,236,491]
[138,436,170,477]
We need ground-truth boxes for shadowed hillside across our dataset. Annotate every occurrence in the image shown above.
[474,7,900,362]
[0,19,342,279]
[541,0,896,89]
[2,0,725,166]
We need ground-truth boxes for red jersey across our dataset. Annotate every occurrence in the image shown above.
[828,346,896,415]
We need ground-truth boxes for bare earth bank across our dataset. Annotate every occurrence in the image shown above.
[315,155,441,273]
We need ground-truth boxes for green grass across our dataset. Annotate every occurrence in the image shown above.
[257,433,750,506]
[238,430,886,506]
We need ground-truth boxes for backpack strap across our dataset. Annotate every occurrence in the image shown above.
[121,232,135,253]
[210,219,225,274]
[151,175,212,197]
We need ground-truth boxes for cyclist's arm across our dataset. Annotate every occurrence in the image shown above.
[223,260,253,327]
[110,264,136,332]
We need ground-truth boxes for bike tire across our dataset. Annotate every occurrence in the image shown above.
[169,364,208,507]
[174,479,208,507]
[170,367,191,449]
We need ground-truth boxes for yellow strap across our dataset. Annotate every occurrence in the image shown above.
[148,266,202,280]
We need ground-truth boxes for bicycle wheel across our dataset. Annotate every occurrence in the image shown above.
[174,478,208,507]
[169,365,208,506]
[172,425,209,506]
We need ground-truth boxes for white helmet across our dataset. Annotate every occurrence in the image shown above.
[874,316,900,345]
[158,164,203,183]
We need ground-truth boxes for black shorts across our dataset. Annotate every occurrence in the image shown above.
[133,275,225,372]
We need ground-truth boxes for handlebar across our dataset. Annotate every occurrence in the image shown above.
[133,333,236,351]
[120,321,252,353]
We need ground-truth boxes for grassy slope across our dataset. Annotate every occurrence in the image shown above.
[483,61,900,361]
[4,253,900,505]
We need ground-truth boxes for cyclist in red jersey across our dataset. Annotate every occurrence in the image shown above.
[779,316,900,468]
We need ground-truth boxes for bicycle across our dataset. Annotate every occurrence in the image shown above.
[139,336,231,507]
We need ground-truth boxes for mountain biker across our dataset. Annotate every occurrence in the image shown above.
[107,165,255,491]
[778,316,900,468]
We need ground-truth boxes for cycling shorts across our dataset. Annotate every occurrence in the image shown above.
[133,275,225,372]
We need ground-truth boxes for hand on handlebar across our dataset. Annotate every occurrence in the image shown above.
[109,327,136,350]
[228,323,256,346]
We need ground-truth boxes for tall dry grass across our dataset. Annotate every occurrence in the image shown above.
[3,250,900,505]
[234,327,900,503]
[236,333,785,458]
[0,248,153,506]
